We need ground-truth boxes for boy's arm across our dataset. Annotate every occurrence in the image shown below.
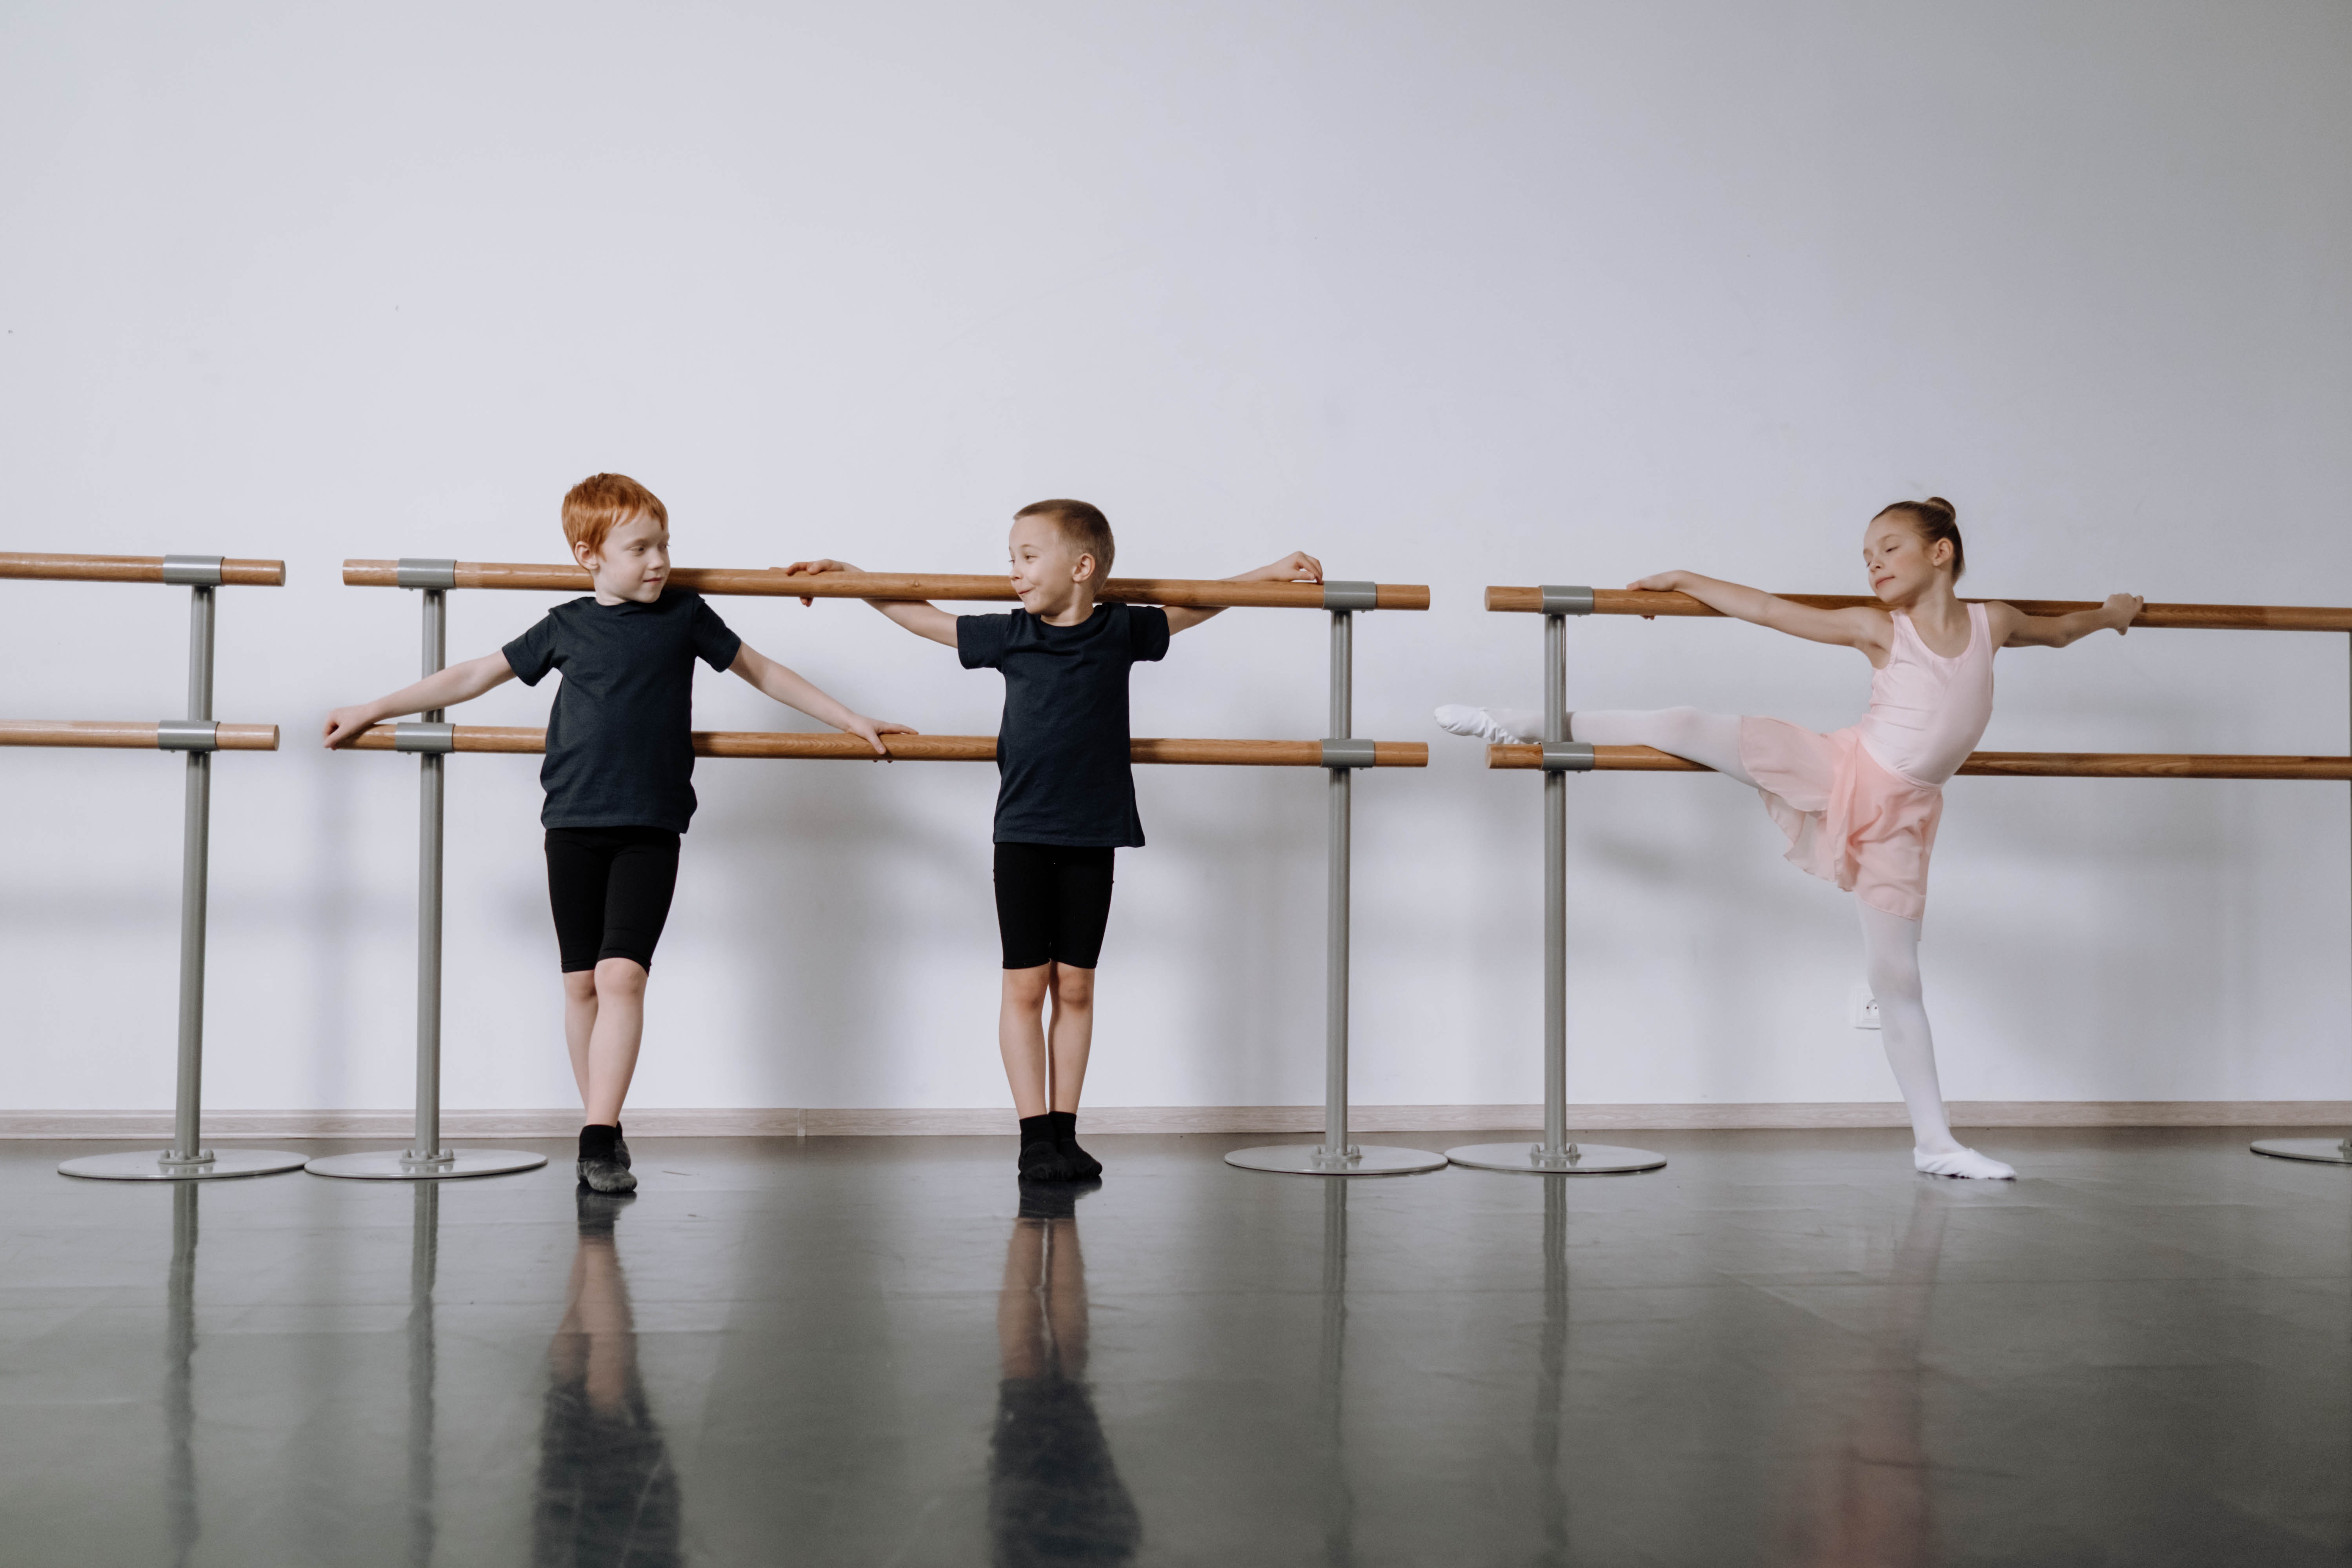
[1988,594,2143,648]
[1627,570,1890,656]
[1165,551,1325,633]
[782,559,960,647]
[324,653,515,748]
[729,644,919,757]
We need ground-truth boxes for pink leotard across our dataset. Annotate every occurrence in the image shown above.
[1738,602,1997,921]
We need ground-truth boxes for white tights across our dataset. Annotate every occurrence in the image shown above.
[1442,702,1993,1166]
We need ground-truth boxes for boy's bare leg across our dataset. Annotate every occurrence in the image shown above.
[1047,965,1096,1113]
[562,971,600,1106]
[582,957,648,1126]
[999,964,1053,1118]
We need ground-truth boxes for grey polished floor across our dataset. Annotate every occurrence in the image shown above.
[4,1128,2348,1567]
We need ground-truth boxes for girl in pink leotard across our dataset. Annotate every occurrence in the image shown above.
[1438,499,2143,1180]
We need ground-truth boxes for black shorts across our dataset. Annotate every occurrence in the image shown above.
[993,842,1115,970]
[546,826,680,973]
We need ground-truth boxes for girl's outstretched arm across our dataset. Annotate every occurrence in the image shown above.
[729,644,917,757]
[1629,570,1889,657]
[323,654,515,747]
[1987,595,2143,648]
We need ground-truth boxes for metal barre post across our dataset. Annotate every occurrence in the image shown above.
[2253,626,2352,1166]
[1225,589,1444,1177]
[60,558,305,1181]
[1450,589,1664,1177]
[309,564,545,1181]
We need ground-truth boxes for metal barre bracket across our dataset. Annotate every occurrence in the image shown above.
[155,720,218,753]
[393,722,456,753]
[1322,581,1380,612]
[395,558,458,591]
[1539,585,1595,615]
[1540,742,1595,772]
[160,555,225,588]
[1321,739,1379,769]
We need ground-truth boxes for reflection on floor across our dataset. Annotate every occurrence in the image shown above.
[4,1128,2349,1566]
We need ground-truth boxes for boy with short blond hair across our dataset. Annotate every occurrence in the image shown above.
[327,472,913,1192]
[788,502,1319,1182]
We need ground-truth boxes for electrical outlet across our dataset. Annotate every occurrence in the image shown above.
[1848,984,1881,1030]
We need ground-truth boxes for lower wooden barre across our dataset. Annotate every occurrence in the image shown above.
[1481,585,2352,633]
[349,726,1429,766]
[1485,743,2352,780]
[0,720,280,751]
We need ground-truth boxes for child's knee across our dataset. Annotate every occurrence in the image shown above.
[1052,965,1095,1008]
[562,969,599,1002]
[1003,964,1051,1006]
[593,957,647,998]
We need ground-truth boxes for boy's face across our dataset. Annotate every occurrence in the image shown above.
[578,512,670,604]
[1006,515,1095,620]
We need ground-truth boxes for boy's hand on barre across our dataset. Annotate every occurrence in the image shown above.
[2105,593,2145,635]
[1626,570,1685,617]
[322,704,381,749]
[782,558,858,607]
[843,715,919,759]
[1236,551,1323,584]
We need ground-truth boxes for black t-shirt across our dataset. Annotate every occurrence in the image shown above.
[958,604,1171,847]
[502,589,743,832]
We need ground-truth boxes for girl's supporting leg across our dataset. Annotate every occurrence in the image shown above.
[1857,901,2014,1179]
[1437,704,1760,785]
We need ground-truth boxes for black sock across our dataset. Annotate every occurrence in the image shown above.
[1018,1113,1055,1151]
[1046,1110,1077,1145]
[579,1123,619,1159]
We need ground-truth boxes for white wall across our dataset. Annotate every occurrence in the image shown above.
[3,0,2347,1115]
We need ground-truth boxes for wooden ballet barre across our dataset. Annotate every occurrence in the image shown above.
[346,724,1426,766]
[343,560,1430,612]
[1485,743,2352,780]
[1483,586,2352,632]
[0,720,280,750]
[1,552,286,588]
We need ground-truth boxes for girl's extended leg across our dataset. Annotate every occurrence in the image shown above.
[1857,901,2015,1180]
[1437,703,1759,784]
[1567,709,1757,785]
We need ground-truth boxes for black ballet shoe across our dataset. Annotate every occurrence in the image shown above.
[1047,1110,1102,1180]
[577,1124,636,1193]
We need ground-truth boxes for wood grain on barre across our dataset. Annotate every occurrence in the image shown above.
[0,720,280,750]
[1484,744,2352,780]
[342,560,1430,610]
[1481,585,2352,631]
[0,552,285,586]
[348,726,1428,766]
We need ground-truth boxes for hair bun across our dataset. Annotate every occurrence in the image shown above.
[1922,496,1956,521]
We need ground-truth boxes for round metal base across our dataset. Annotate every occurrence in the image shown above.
[2251,1137,2352,1165]
[58,1147,310,1182]
[1223,1143,1449,1176]
[306,1148,549,1181]
[1446,1141,1668,1175]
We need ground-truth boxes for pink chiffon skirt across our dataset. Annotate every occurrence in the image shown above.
[1737,719,1942,922]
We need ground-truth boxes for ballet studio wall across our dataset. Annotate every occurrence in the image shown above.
[4,0,2348,1128]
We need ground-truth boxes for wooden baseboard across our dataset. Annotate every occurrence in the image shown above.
[5,1101,2347,1139]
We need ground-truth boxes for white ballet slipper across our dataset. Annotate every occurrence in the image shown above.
[1914,1145,2016,1181]
[1432,705,1544,744]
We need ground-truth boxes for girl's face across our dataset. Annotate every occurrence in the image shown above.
[1861,515,1952,604]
